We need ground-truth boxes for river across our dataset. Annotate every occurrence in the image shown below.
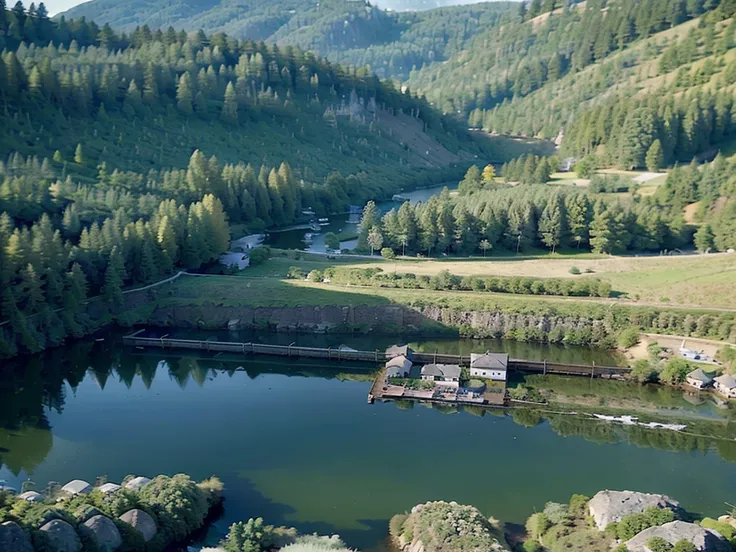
[2,332,736,550]
[263,182,457,252]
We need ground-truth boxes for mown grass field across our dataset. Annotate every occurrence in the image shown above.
[244,251,736,309]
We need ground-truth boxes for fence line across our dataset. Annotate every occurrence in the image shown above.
[123,332,630,377]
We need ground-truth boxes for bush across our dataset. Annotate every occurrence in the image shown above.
[389,514,407,538]
[568,266,581,275]
[526,512,551,541]
[647,536,673,552]
[248,246,271,266]
[381,247,396,260]
[568,494,589,517]
[323,232,340,250]
[137,474,210,542]
[673,541,697,552]
[618,327,641,349]
[523,541,543,552]
[616,508,675,541]
[286,266,305,280]
[222,518,276,552]
[307,270,323,282]
[659,358,691,385]
[543,502,571,525]
[630,359,658,383]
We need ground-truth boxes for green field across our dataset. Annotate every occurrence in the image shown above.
[240,250,736,309]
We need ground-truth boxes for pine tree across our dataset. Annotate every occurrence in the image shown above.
[538,195,564,253]
[222,81,238,122]
[176,72,194,113]
[358,201,380,249]
[646,139,664,172]
[589,208,614,254]
[694,224,714,252]
[367,226,383,255]
[74,143,85,165]
[157,215,179,264]
[102,251,124,312]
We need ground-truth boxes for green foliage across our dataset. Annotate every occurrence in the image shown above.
[323,266,612,298]
[323,233,340,251]
[672,541,697,552]
[568,266,581,275]
[222,518,276,552]
[630,359,659,384]
[380,247,396,260]
[137,474,210,542]
[616,508,675,541]
[523,541,543,552]
[248,247,272,267]
[526,512,552,541]
[543,502,571,525]
[287,266,306,280]
[647,536,673,552]
[567,495,590,517]
[618,327,641,349]
[307,269,324,282]
[389,513,408,538]
[659,358,691,385]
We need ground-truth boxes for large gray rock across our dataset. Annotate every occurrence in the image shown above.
[60,480,91,496]
[80,515,122,551]
[0,521,34,552]
[588,490,679,530]
[39,519,82,552]
[625,521,731,552]
[123,476,152,491]
[119,509,157,541]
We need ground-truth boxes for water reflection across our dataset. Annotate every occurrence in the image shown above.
[1,333,735,480]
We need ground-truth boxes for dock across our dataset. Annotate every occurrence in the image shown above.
[123,331,629,378]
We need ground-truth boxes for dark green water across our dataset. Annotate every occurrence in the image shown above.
[2,333,736,551]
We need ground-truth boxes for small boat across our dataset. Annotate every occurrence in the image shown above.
[318,217,329,222]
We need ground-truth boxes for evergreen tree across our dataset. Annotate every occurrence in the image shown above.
[538,194,564,253]
[176,72,194,113]
[646,139,664,172]
[694,223,714,252]
[222,81,238,122]
[74,143,85,165]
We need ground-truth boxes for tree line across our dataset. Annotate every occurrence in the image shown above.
[356,176,692,257]
[304,266,612,298]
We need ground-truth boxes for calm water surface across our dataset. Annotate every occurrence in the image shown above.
[2,333,735,551]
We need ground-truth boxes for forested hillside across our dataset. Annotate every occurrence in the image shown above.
[60,0,515,79]
[0,2,498,358]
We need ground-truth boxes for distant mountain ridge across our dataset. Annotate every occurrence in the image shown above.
[59,0,516,78]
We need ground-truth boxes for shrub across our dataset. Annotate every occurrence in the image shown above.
[526,512,551,541]
[647,536,673,552]
[307,270,323,282]
[630,359,658,383]
[523,541,543,552]
[543,502,571,525]
[222,518,276,552]
[659,358,691,385]
[618,327,641,349]
[568,494,590,517]
[137,474,210,542]
[248,246,271,266]
[286,266,305,279]
[569,266,581,275]
[616,508,675,541]
[323,232,340,250]
[380,247,396,260]
[389,514,407,538]
[673,541,697,552]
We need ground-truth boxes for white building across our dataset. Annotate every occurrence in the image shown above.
[685,369,712,389]
[421,364,461,388]
[385,355,412,378]
[714,374,736,398]
[469,352,508,382]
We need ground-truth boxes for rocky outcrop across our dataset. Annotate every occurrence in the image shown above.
[0,521,33,552]
[74,504,104,523]
[392,501,509,552]
[625,521,731,552]
[80,515,122,551]
[588,490,679,530]
[119,509,157,541]
[39,519,82,552]
[124,476,152,491]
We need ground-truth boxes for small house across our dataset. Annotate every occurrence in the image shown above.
[421,364,461,387]
[685,369,712,389]
[385,345,414,360]
[470,352,508,382]
[385,355,412,379]
[714,374,736,398]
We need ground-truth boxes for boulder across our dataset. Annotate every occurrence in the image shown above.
[80,515,122,551]
[0,521,34,552]
[124,476,152,491]
[97,482,121,495]
[18,490,44,502]
[588,490,679,530]
[625,521,731,552]
[74,504,105,523]
[60,480,92,496]
[119,509,157,541]
[39,519,82,552]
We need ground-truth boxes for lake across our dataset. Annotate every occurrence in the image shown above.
[2,333,736,551]
[263,182,457,252]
